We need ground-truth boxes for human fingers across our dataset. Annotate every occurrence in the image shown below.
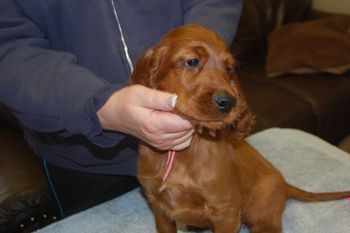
[170,135,193,151]
[132,85,178,111]
[145,128,194,151]
[133,112,193,151]
[97,85,178,132]
[148,110,193,133]
[169,129,194,151]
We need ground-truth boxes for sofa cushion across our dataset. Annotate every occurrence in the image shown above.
[238,63,315,133]
[238,62,350,144]
[266,16,350,77]
[231,0,312,65]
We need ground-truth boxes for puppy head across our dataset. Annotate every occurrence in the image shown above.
[131,25,254,140]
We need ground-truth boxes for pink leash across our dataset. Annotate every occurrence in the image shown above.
[162,150,176,182]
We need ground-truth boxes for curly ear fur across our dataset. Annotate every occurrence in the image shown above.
[131,46,168,88]
[231,101,255,141]
[230,74,256,141]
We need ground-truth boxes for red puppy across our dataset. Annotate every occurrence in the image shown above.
[131,25,350,233]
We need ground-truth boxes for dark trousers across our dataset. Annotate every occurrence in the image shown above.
[42,160,139,218]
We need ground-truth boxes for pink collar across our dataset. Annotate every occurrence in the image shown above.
[162,150,176,182]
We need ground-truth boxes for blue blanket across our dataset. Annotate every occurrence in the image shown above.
[37,128,350,233]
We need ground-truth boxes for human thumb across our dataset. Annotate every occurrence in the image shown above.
[137,86,177,111]
[168,94,178,108]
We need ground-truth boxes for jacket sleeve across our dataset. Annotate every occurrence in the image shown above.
[183,0,243,45]
[0,0,121,147]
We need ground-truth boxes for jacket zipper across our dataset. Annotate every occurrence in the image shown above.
[110,0,134,73]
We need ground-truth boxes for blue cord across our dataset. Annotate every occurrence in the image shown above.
[42,159,65,218]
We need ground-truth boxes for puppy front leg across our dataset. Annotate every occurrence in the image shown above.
[212,207,241,233]
[152,207,177,233]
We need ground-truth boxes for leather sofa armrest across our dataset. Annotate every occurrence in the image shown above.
[0,128,59,232]
[0,191,58,233]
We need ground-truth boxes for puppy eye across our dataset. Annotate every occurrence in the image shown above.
[185,58,200,68]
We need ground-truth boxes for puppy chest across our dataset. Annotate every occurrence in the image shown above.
[155,186,220,227]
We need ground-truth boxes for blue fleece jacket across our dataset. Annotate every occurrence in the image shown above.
[0,0,242,175]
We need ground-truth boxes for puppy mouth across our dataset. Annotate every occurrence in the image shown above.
[173,107,236,133]
[177,112,233,138]
[173,92,238,131]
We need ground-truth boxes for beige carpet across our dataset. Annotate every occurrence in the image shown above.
[339,135,350,154]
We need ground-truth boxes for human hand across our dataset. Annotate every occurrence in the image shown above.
[97,85,194,151]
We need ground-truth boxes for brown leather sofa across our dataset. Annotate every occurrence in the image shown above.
[232,0,350,144]
[1,0,349,232]
[0,105,59,233]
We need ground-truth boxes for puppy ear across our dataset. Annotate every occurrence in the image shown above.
[231,102,255,141]
[131,46,166,88]
[230,76,256,141]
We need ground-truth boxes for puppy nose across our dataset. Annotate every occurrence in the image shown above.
[213,92,236,113]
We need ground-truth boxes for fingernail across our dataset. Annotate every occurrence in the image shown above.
[169,95,178,108]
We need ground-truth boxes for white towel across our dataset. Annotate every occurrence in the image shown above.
[37,128,350,233]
